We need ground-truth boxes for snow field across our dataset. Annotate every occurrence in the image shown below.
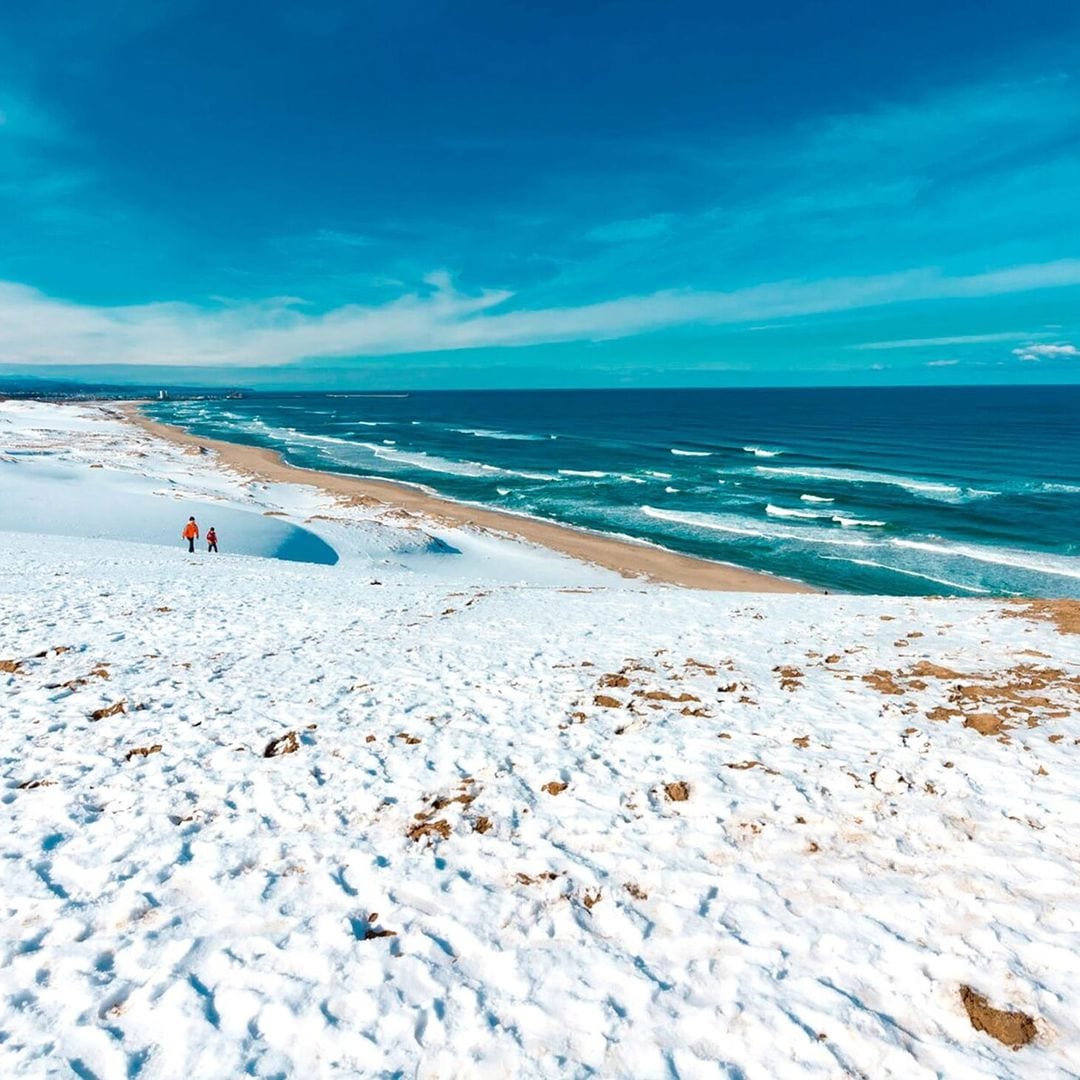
[1,533,1078,1078]
[2,399,1079,1078]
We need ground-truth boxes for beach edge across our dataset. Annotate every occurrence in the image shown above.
[112,402,814,594]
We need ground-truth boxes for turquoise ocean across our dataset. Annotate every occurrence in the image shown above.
[143,385,1080,597]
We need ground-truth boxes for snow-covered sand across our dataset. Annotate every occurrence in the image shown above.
[2,400,1078,1078]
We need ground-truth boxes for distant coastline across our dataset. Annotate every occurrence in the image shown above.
[114,402,812,594]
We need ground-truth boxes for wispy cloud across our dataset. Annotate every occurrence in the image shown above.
[4,259,1080,368]
[851,331,1031,351]
[1012,342,1079,361]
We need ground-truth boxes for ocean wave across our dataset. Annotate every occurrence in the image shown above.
[619,474,647,484]
[648,471,673,479]
[454,428,546,441]
[766,504,826,520]
[834,516,886,528]
[767,503,885,527]
[890,538,1080,580]
[280,428,358,447]
[643,505,1079,581]
[1037,482,1080,494]
[743,445,782,457]
[800,494,834,504]
[356,445,493,477]
[559,469,609,478]
[641,506,867,547]
[755,464,971,500]
[664,486,681,493]
[820,556,990,594]
[480,464,560,481]
[671,448,712,457]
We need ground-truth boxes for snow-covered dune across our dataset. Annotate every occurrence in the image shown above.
[1,401,1078,1077]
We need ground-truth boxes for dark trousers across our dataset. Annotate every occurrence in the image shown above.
[187,538,195,553]
[208,542,218,553]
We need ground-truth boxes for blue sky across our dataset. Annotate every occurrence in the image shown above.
[1,0,1079,388]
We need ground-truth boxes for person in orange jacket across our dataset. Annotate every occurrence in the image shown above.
[206,527,218,553]
[182,516,199,553]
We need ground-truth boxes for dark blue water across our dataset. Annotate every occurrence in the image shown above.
[144,386,1080,596]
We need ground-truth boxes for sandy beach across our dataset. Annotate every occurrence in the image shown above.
[114,402,811,594]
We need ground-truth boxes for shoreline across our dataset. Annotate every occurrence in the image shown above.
[113,402,813,594]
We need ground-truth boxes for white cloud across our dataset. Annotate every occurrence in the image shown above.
[3,259,1080,369]
[1011,342,1079,362]
[851,331,1029,351]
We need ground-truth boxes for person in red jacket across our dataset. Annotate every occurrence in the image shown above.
[182,516,199,553]
[206,527,218,553]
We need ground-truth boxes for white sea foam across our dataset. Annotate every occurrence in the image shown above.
[833,516,886,528]
[671,448,712,457]
[280,428,359,448]
[743,445,782,457]
[644,506,1079,583]
[619,475,647,484]
[649,471,673,479]
[454,428,545,441]
[356,443,495,478]
[664,486,680,493]
[480,464,560,481]
[890,538,1080,580]
[558,469,609,478]
[766,504,827,520]
[800,494,834,503]
[820,556,990,594]
[755,465,966,500]
[641,506,878,550]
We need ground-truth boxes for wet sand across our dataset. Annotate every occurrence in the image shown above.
[115,403,813,593]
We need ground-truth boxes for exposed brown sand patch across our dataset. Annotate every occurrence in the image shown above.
[724,760,778,774]
[114,403,811,593]
[773,665,804,691]
[851,656,1080,733]
[907,660,969,680]
[264,731,299,757]
[963,713,1008,736]
[635,689,700,703]
[1005,599,1080,635]
[862,670,905,694]
[90,701,126,721]
[407,819,451,842]
[515,871,559,885]
[593,694,623,709]
[664,781,690,802]
[126,744,163,761]
[959,985,1037,1049]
